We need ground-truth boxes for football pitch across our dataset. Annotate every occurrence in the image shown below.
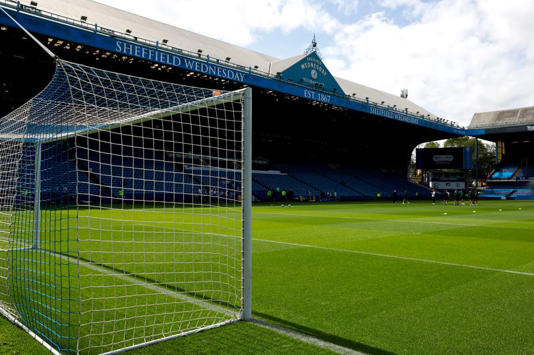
[2,200,534,354]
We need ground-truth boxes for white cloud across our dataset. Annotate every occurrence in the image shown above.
[95,0,340,46]
[322,0,534,125]
[326,0,360,15]
[95,0,534,126]
[477,0,534,59]
[378,0,430,17]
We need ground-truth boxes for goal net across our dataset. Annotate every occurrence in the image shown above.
[0,59,251,354]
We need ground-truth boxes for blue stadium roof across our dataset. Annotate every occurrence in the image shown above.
[0,0,484,136]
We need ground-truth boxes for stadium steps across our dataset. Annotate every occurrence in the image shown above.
[174,162,203,186]
[488,163,519,180]
[76,159,112,197]
[480,188,515,199]
[250,178,271,200]
[253,172,320,197]
[287,173,322,194]
[511,168,522,179]
[277,165,362,199]
[523,167,534,179]
[251,177,271,192]
[346,170,385,193]
[347,169,380,186]
[347,168,431,199]
[346,169,400,196]
[312,169,366,198]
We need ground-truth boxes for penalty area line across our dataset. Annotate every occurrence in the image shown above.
[254,238,534,278]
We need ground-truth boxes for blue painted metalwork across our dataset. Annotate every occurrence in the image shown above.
[280,51,345,95]
[463,146,473,169]
[0,2,485,136]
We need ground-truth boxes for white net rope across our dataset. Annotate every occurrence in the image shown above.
[0,60,246,354]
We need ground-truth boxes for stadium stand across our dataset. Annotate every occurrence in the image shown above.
[523,167,534,179]
[44,145,433,203]
[344,167,431,199]
[253,171,321,199]
[277,164,362,200]
[4,1,534,354]
[470,106,534,129]
[251,164,430,201]
[480,184,534,200]
[489,163,519,180]
[480,163,534,199]
[0,0,469,208]
[470,105,534,200]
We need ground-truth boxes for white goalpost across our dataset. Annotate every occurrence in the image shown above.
[0,59,252,354]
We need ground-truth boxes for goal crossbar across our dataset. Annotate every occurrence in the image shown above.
[0,89,246,144]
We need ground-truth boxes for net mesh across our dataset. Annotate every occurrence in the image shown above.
[0,59,246,354]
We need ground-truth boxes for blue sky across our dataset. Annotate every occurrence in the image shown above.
[96,0,534,127]
[243,0,406,58]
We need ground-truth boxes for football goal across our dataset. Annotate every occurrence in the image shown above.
[0,59,252,354]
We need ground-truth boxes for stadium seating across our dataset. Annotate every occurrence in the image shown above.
[481,158,534,199]
[312,167,375,197]
[479,188,515,199]
[253,171,321,199]
[68,148,203,202]
[523,167,534,179]
[480,177,534,199]
[479,187,534,200]
[40,140,435,203]
[489,164,519,180]
[252,164,430,201]
[277,165,362,200]
[343,166,430,199]
[39,144,80,201]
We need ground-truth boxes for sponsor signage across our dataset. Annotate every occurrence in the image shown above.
[432,155,454,163]
[115,40,246,82]
[0,7,473,136]
[416,147,472,170]
[370,107,419,125]
[115,40,341,105]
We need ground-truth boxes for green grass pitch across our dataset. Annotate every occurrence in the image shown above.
[1,200,534,354]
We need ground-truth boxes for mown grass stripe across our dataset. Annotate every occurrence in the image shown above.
[254,238,534,277]
[51,251,237,317]
[252,319,365,355]
[254,211,533,230]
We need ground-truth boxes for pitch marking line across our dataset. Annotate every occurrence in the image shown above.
[53,253,358,355]
[53,252,236,317]
[254,238,534,278]
[252,319,365,355]
[254,211,532,229]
